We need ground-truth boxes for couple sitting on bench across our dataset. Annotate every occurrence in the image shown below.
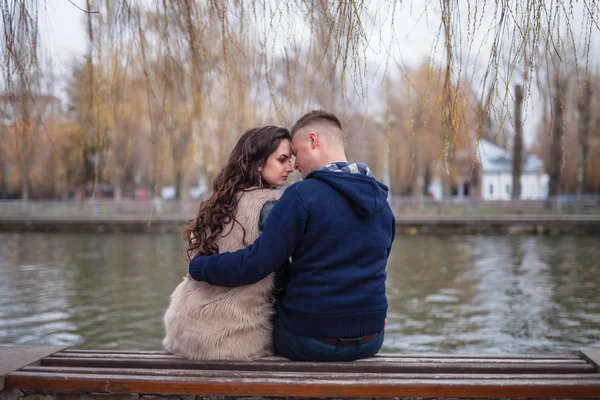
[163,110,396,362]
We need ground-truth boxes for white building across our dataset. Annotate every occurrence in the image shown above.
[479,140,548,200]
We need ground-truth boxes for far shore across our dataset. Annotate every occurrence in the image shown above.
[1,214,599,235]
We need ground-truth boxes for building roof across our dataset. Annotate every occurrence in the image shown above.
[477,139,543,174]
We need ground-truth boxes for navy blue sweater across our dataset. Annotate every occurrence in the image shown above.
[189,168,396,338]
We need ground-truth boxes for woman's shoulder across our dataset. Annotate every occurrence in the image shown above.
[235,188,282,233]
[237,187,282,207]
[234,188,281,219]
[258,200,277,232]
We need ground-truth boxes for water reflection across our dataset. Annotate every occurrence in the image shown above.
[0,232,186,349]
[384,235,600,354]
[0,232,599,354]
[385,236,483,353]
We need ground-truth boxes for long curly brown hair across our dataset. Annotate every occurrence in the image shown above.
[183,125,292,261]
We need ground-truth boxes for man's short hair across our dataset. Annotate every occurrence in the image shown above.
[290,110,342,138]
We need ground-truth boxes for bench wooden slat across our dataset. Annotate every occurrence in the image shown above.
[371,353,580,360]
[53,353,177,360]
[48,352,588,364]
[59,349,582,360]
[354,357,587,364]
[40,356,596,374]
[20,366,600,381]
[61,349,169,355]
[7,372,600,399]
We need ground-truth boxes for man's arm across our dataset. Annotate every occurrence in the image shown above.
[188,186,307,287]
[387,214,396,258]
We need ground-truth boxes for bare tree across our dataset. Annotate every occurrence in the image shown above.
[2,0,599,199]
[1,1,42,200]
[511,84,523,199]
[548,74,566,198]
[576,81,592,197]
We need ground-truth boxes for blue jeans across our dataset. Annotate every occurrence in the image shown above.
[274,310,384,362]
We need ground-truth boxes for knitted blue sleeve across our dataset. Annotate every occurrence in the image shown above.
[189,186,306,287]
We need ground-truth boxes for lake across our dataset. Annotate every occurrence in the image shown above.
[1,232,598,355]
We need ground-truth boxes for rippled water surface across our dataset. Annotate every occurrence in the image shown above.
[1,233,599,354]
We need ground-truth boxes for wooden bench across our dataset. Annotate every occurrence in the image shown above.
[2,347,600,399]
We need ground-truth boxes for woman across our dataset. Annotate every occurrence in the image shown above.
[163,125,293,361]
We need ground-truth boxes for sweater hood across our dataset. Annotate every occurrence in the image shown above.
[307,169,389,217]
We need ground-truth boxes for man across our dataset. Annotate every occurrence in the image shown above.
[189,110,395,361]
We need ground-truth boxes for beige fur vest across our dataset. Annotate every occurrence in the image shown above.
[163,188,281,361]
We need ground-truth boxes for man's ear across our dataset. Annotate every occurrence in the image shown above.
[308,132,318,149]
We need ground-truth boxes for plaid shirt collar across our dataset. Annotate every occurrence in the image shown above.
[320,162,374,178]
